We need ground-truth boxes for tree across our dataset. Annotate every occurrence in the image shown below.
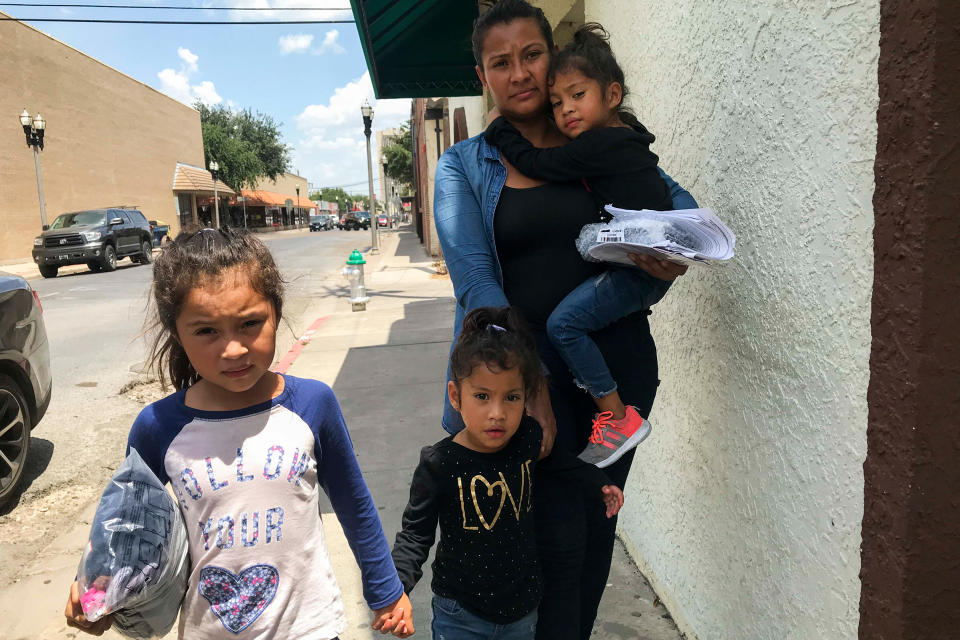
[196,103,291,192]
[382,122,413,195]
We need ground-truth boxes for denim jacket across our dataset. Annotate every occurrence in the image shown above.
[435,132,698,433]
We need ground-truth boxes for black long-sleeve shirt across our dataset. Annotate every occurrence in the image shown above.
[391,417,611,624]
[485,115,673,212]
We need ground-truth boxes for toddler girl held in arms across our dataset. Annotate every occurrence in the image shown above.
[485,22,681,469]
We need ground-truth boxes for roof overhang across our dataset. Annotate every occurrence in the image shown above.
[350,0,482,99]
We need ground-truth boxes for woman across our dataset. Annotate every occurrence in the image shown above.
[434,1,695,638]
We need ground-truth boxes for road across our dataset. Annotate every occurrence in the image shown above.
[0,227,373,585]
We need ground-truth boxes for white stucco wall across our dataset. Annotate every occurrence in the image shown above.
[582,2,879,638]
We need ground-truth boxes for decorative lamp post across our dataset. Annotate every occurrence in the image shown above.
[361,100,379,254]
[20,109,48,228]
[209,160,220,228]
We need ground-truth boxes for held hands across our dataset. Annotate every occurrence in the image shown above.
[628,253,688,281]
[64,581,113,636]
[372,592,415,638]
[601,485,625,518]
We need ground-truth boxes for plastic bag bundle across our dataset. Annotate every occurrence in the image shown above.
[575,206,736,267]
[76,449,189,638]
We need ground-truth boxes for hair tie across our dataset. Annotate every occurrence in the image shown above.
[488,323,507,332]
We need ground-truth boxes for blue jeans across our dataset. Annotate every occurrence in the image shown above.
[546,267,670,398]
[431,595,537,640]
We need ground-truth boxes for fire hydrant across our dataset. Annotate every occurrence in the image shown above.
[342,249,370,312]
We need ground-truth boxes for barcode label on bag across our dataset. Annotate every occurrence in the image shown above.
[596,229,624,243]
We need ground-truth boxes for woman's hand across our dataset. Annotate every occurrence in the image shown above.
[601,485,625,518]
[64,581,113,636]
[527,379,557,458]
[371,592,415,638]
[628,253,688,281]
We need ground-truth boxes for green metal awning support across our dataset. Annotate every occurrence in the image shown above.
[350,0,482,99]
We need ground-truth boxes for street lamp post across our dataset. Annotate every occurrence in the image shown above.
[296,186,301,229]
[209,160,220,228]
[19,109,48,228]
[361,100,379,254]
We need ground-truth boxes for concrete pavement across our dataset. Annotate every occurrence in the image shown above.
[0,225,682,639]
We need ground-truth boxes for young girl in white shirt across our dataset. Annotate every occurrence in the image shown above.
[65,227,413,639]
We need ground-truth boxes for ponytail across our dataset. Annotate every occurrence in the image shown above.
[451,307,542,398]
[551,22,630,114]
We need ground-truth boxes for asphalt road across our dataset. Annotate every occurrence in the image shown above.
[0,227,374,584]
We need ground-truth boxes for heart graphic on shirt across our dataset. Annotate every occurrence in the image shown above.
[198,564,279,633]
[470,474,507,530]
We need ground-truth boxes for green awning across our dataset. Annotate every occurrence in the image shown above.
[350,0,482,99]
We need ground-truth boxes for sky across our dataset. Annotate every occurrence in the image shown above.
[14,0,413,196]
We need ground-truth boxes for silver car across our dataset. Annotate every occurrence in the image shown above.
[0,272,52,507]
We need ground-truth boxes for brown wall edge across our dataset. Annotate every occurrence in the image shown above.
[860,1,960,638]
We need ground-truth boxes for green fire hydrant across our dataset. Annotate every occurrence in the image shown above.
[342,249,369,311]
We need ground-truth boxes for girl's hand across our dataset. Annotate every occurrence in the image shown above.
[628,253,688,281]
[371,592,415,638]
[64,581,113,636]
[601,485,624,518]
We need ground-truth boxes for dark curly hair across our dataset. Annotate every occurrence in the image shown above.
[550,22,631,116]
[450,307,542,399]
[146,225,284,390]
[472,0,555,69]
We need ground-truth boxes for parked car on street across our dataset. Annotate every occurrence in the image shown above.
[0,272,52,507]
[309,214,334,232]
[341,211,371,231]
[377,215,389,228]
[31,208,154,278]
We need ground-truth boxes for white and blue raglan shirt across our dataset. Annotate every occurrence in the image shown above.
[127,375,403,639]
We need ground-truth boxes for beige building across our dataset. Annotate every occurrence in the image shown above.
[376,128,401,218]
[236,172,312,228]
[0,14,208,262]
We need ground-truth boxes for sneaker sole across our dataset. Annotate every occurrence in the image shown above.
[594,422,652,469]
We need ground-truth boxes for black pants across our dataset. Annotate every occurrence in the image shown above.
[533,311,659,640]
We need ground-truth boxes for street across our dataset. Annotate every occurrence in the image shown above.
[0,228,372,585]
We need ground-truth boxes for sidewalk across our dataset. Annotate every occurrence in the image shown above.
[0,225,682,639]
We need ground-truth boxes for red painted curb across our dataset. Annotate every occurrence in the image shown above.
[272,315,329,374]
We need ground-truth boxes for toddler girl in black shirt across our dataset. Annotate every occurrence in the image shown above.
[485,23,675,470]
[391,307,623,640]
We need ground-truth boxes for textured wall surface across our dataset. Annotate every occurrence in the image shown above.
[0,19,203,262]
[583,2,879,638]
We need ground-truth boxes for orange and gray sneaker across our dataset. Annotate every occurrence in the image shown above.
[577,406,652,468]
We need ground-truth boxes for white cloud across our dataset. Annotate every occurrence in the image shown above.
[157,68,193,104]
[192,81,222,105]
[292,72,410,192]
[177,47,198,72]
[278,33,314,55]
[156,48,223,106]
[226,0,352,23]
[316,30,345,55]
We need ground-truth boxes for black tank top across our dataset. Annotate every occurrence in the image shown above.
[494,182,603,329]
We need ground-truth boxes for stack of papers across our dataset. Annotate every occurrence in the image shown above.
[576,205,736,267]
